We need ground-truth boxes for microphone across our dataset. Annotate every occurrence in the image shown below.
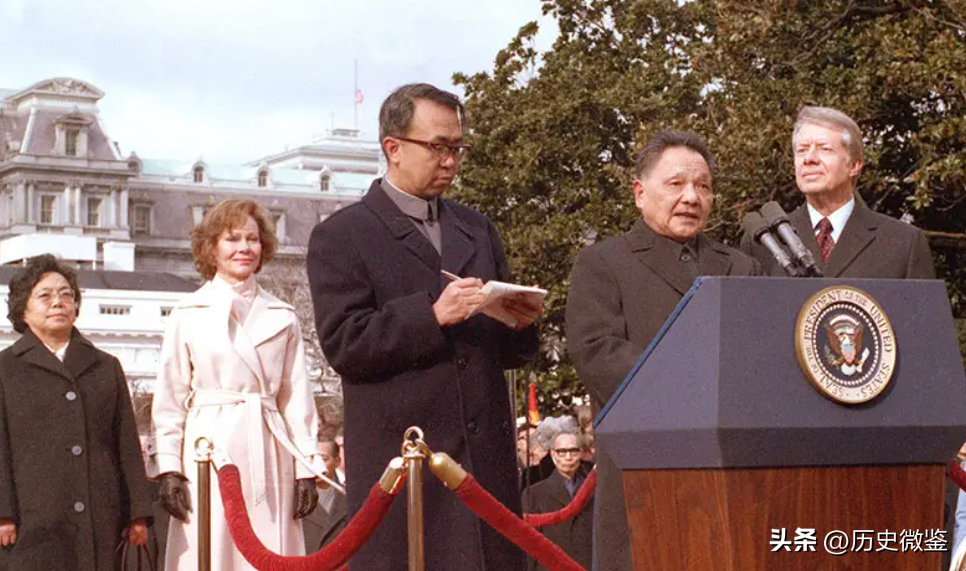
[759,202,823,277]
[742,211,804,277]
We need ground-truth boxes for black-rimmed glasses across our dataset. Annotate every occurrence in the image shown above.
[395,137,470,160]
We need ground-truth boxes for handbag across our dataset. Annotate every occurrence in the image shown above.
[115,539,158,571]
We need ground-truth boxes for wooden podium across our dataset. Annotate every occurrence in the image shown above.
[594,277,966,570]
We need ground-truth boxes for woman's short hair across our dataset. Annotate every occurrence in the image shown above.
[190,199,277,280]
[7,254,82,334]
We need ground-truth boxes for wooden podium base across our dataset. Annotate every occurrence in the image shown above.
[624,464,945,570]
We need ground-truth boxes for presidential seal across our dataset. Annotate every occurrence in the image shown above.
[795,286,896,404]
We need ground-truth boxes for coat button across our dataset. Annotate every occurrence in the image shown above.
[65,391,77,401]
[71,445,83,456]
[467,421,479,434]
[456,357,469,370]
[74,502,85,513]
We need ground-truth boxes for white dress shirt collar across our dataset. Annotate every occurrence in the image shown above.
[807,196,854,244]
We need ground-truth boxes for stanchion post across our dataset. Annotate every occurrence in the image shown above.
[195,437,213,571]
[402,427,428,571]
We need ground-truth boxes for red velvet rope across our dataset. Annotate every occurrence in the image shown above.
[454,473,587,571]
[218,465,400,571]
[524,470,596,528]
[951,460,966,493]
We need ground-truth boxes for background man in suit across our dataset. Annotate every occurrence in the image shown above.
[307,83,542,571]
[524,431,594,571]
[740,106,935,278]
[303,438,346,553]
[566,130,760,571]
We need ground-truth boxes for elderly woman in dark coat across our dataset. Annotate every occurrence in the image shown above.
[0,255,153,570]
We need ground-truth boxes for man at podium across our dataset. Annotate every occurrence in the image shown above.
[740,106,935,279]
[566,130,760,571]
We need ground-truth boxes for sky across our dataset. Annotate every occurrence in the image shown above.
[0,0,557,163]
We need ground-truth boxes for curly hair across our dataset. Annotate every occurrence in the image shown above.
[190,199,277,280]
[7,254,82,334]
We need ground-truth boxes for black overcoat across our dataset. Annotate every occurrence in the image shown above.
[523,467,594,571]
[566,220,760,571]
[0,328,152,571]
[739,202,936,278]
[307,180,538,571]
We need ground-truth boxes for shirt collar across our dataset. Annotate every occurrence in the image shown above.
[807,196,854,243]
[383,176,438,222]
[44,340,69,362]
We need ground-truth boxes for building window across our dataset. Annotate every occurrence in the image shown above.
[65,127,80,157]
[258,171,268,188]
[320,174,331,192]
[100,305,131,316]
[40,195,57,224]
[193,166,205,183]
[160,307,173,317]
[132,204,151,235]
[87,197,102,227]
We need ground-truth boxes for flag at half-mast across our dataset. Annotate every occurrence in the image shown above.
[355,89,364,104]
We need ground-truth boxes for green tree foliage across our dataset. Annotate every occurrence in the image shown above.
[452,0,966,415]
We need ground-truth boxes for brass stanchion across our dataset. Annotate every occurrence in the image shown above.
[195,437,213,571]
[402,427,431,571]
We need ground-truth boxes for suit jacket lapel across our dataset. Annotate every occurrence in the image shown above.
[13,329,72,381]
[63,329,100,380]
[547,471,573,509]
[697,235,733,277]
[825,204,877,277]
[440,201,475,277]
[363,180,440,274]
[626,220,693,296]
[791,206,825,274]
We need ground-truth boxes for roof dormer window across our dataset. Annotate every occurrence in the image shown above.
[65,127,80,157]
[258,170,268,188]
[193,166,205,183]
[320,174,331,192]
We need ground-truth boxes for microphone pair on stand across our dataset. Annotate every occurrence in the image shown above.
[742,202,823,277]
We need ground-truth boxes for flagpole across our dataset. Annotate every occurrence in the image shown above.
[354,59,359,130]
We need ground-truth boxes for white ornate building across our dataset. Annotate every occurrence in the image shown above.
[0,77,382,396]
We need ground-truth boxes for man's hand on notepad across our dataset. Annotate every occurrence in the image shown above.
[433,277,485,326]
[502,295,542,330]
[440,270,546,329]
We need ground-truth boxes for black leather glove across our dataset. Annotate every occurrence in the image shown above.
[294,478,319,519]
[158,472,192,522]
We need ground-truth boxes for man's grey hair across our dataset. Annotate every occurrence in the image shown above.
[552,430,581,450]
[793,106,864,164]
[378,83,466,158]
[532,416,580,450]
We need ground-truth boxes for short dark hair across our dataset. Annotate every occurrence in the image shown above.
[190,199,277,281]
[7,254,82,334]
[635,130,715,179]
[320,437,340,459]
[378,83,465,156]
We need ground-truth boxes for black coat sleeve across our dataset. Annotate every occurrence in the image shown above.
[112,359,153,523]
[307,219,450,381]
[565,246,644,408]
[0,369,16,523]
[907,228,937,279]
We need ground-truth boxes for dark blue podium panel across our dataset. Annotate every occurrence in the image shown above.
[595,277,966,470]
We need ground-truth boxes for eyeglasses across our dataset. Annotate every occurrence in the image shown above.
[395,137,470,161]
[553,448,581,457]
[30,289,76,306]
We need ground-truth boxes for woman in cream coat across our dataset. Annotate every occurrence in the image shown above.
[152,199,322,571]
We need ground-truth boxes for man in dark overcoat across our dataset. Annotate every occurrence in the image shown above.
[307,83,541,571]
[523,431,593,571]
[566,131,760,571]
[0,328,153,570]
[740,106,935,279]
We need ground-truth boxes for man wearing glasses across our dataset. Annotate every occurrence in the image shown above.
[307,83,541,571]
[566,130,760,571]
[523,430,594,571]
